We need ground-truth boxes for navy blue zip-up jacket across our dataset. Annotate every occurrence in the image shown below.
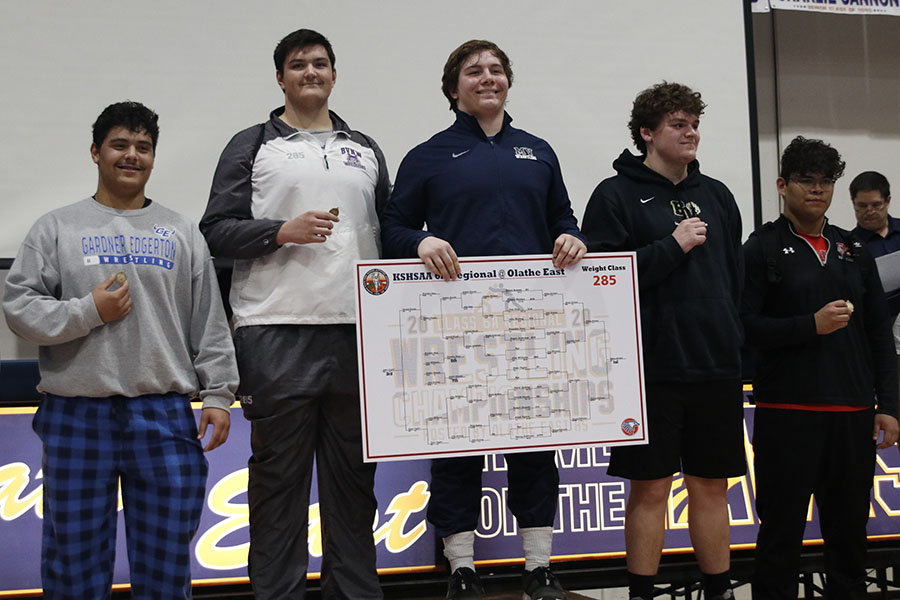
[380,110,582,259]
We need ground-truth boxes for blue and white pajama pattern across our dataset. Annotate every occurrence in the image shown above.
[33,393,208,600]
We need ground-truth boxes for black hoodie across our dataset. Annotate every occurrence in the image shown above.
[581,149,743,383]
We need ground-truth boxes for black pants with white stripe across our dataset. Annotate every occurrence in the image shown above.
[235,324,381,600]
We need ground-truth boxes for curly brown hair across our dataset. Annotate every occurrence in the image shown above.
[779,136,845,181]
[628,82,706,154]
[441,40,513,111]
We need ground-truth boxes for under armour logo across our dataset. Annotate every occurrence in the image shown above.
[783,247,795,254]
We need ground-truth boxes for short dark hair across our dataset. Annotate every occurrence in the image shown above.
[92,101,159,150]
[778,136,845,181]
[628,82,706,154]
[849,171,890,201]
[441,40,513,111]
[273,28,335,73]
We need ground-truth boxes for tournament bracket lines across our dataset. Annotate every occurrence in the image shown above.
[355,254,647,462]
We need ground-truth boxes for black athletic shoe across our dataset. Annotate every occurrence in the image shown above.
[446,567,484,600]
[522,566,567,599]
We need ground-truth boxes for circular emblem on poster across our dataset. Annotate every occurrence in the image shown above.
[621,418,640,436]
[363,269,390,296]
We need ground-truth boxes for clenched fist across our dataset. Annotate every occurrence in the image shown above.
[92,273,132,323]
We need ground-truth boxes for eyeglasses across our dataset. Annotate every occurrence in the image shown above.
[853,201,886,212]
[790,176,836,190]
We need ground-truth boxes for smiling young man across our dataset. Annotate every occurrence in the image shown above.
[742,137,898,599]
[381,40,585,600]
[581,82,745,600]
[201,28,390,600]
[3,101,237,599]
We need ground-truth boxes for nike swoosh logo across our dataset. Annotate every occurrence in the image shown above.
[452,149,470,159]
[640,196,655,204]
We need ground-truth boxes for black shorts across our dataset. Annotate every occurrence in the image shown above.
[607,378,746,480]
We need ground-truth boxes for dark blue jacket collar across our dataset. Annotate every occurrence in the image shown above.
[452,109,513,140]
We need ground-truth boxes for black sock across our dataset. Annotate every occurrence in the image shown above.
[627,572,656,600]
[703,570,732,598]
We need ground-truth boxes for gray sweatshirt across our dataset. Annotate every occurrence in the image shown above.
[3,198,238,411]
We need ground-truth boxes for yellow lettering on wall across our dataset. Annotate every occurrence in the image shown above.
[195,468,250,570]
[874,455,900,517]
[193,469,325,569]
[308,503,323,557]
[668,476,689,528]
[0,462,43,520]
[665,473,757,529]
[373,480,430,553]
[726,475,756,526]
[192,471,432,570]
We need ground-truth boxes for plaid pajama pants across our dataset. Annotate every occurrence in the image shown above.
[32,393,208,600]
